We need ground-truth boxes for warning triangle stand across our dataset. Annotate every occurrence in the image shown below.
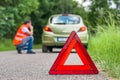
[49,31,99,74]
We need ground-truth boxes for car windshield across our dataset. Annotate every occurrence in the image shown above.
[50,15,80,24]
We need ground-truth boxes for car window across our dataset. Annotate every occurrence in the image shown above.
[50,15,80,24]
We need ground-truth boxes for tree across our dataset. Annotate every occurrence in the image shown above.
[113,0,120,12]
[0,0,39,38]
[88,0,109,26]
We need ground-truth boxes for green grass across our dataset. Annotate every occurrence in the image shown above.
[0,39,41,51]
[88,25,120,79]
[0,39,15,51]
[33,44,42,49]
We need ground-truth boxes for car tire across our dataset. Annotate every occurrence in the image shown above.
[42,45,48,53]
[49,47,53,52]
[84,45,88,49]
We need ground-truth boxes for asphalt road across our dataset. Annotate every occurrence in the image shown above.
[0,49,109,80]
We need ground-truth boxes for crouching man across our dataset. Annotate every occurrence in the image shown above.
[13,20,35,54]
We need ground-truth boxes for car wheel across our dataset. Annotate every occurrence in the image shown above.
[42,45,48,53]
[49,47,53,52]
[84,45,88,49]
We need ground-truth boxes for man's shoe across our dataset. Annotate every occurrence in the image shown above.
[27,51,36,54]
[16,47,22,54]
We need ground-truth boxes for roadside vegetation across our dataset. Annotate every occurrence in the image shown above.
[0,39,41,51]
[0,39,15,51]
[88,13,120,79]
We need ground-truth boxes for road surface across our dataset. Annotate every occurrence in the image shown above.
[0,49,109,80]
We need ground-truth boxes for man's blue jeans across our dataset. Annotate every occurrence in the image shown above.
[16,36,34,52]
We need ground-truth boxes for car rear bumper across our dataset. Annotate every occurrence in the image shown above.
[42,31,88,47]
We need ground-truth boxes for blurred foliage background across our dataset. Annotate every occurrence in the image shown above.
[0,0,120,43]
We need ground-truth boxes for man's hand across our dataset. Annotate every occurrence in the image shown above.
[30,25,33,30]
[26,25,34,36]
[29,25,33,35]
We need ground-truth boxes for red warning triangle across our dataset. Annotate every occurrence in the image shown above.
[49,31,99,74]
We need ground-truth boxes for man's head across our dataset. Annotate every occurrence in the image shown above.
[24,20,32,27]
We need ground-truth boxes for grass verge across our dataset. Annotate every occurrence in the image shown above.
[0,39,15,51]
[88,25,120,79]
[0,39,41,51]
